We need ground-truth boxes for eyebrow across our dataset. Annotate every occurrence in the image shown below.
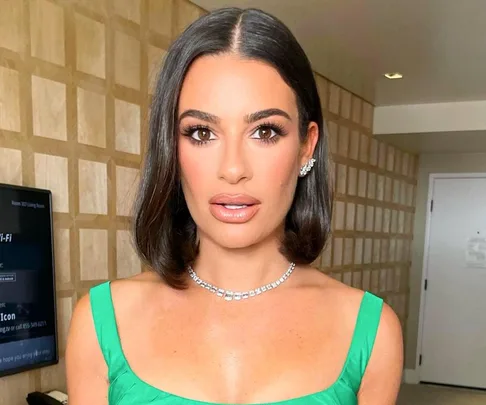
[178,108,292,124]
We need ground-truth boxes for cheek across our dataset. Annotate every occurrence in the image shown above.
[258,146,299,195]
[179,144,207,201]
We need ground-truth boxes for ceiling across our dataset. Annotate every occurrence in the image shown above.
[375,131,486,154]
[190,0,486,106]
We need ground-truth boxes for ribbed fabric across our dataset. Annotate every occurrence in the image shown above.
[90,281,383,405]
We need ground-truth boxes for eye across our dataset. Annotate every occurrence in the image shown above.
[181,125,217,144]
[192,128,214,142]
[251,126,278,140]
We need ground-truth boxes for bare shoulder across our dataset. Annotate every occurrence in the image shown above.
[297,266,403,403]
[295,266,367,322]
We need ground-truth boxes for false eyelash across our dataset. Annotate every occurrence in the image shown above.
[253,121,288,144]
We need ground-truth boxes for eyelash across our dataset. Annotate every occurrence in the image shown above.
[180,122,288,146]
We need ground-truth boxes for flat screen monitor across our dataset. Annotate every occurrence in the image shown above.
[0,183,58,377]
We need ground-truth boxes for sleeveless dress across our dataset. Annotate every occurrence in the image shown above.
[89,281,383,405]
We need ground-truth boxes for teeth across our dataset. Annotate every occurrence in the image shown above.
[224,204,247,209]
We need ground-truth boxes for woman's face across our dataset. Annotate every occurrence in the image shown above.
[178,53,317,249]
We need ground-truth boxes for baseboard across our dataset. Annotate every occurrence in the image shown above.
[403,368,420,384]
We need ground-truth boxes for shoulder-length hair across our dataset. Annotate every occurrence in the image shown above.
[132,7,333,288]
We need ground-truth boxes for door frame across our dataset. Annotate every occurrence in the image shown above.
[416,172,486,381]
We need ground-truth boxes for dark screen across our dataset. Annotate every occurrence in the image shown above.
[0,183,58,377]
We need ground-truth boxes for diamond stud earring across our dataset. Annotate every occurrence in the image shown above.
[299,158,316,177]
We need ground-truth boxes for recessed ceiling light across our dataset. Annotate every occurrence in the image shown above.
[384,72,403,80]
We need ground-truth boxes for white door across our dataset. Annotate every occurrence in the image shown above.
[420,176,486,389]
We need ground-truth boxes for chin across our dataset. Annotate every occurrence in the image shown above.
[207,224,272,250]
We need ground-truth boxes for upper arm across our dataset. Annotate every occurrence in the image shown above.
[65,292,109,405]
[357,303,404,405]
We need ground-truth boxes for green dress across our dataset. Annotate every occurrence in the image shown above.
[89,281,383,405]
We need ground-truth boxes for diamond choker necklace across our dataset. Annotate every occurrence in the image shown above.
[187,262,296,301]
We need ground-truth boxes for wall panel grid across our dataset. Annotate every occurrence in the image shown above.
[0,0,417,400]
[0,0,205,399]
[314,74,418,333]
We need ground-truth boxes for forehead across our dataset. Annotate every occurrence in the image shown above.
[178,54,297,118]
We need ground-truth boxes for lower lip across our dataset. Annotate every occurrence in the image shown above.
[209,204,260,223]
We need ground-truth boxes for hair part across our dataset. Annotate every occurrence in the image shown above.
[132,7,334,289]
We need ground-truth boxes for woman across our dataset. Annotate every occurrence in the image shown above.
[66,7,403,405]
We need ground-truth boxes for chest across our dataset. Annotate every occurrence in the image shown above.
[118,300,353,403]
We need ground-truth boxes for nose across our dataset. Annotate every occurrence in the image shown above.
[217,136,252,184]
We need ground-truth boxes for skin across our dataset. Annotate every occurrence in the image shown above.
[66,53,403,405]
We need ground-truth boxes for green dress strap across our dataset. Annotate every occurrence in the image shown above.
[89,280,126,381]
[342,291,384,393]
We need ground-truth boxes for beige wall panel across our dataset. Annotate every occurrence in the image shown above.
[0,373,34,405]
[349,130,359,160]
[356,204,365,231]
[340,89,351,119]
[114,0,141,23]
[0,147,22,185]
[332,237,343,266]
[80,228,108,280]
[57,296,73,353]
[30,0,65,65]
[76,0,107,15]
[116,165,139,216]
[354,238,363,265]
[343,238,354,265]
[117,230,142,278]
[77,87,106,148]
[328,82,340,114]
[369,138,378,166]
[115,99,140,154]
[0,66,21,132]
[327,121,338,155]
[362,101,373,129]
[336,164,347,195]
[34,153,69,213]
[40,358,66,392]
[359,133,369,163]
[78,159,107,214]
[53,228,71,285]
[345,202,355,231]
[0,0,23,52]
[148,45,167,94]
[76,13,106,79]
[357,169,367,197]
[32,75,67,141]
[334,200,345,230]
[149,0,173,39]
[175,0,205,36]
[347,167,357,195]
[315,74,328,109]
[338,126,349,157]
[352,96,362,124]
[115,31,140,90]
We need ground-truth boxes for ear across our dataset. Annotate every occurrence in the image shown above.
[299,122,319,167]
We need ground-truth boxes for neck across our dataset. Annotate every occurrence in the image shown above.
[190,233,292,292]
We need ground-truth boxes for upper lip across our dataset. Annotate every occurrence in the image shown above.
[209,194,261,205]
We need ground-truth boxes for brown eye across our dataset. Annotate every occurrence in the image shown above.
[258,127,273,139]
[196,128,211,141]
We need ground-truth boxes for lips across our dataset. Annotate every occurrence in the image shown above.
[209,194,261,223]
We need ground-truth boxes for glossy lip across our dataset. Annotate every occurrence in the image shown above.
[209,193,261,205]
[209,194,261,223]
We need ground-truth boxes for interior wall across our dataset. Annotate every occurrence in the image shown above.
[314,75,418,337]
[0,1,417,402]
[406,152,486,369]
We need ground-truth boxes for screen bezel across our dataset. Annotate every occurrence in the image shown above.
[0,182,59,378]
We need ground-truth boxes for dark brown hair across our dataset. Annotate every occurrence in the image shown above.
[132,7,334,288]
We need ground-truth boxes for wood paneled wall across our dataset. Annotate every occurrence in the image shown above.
[313,76,417,334]
[0,1,416,402]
